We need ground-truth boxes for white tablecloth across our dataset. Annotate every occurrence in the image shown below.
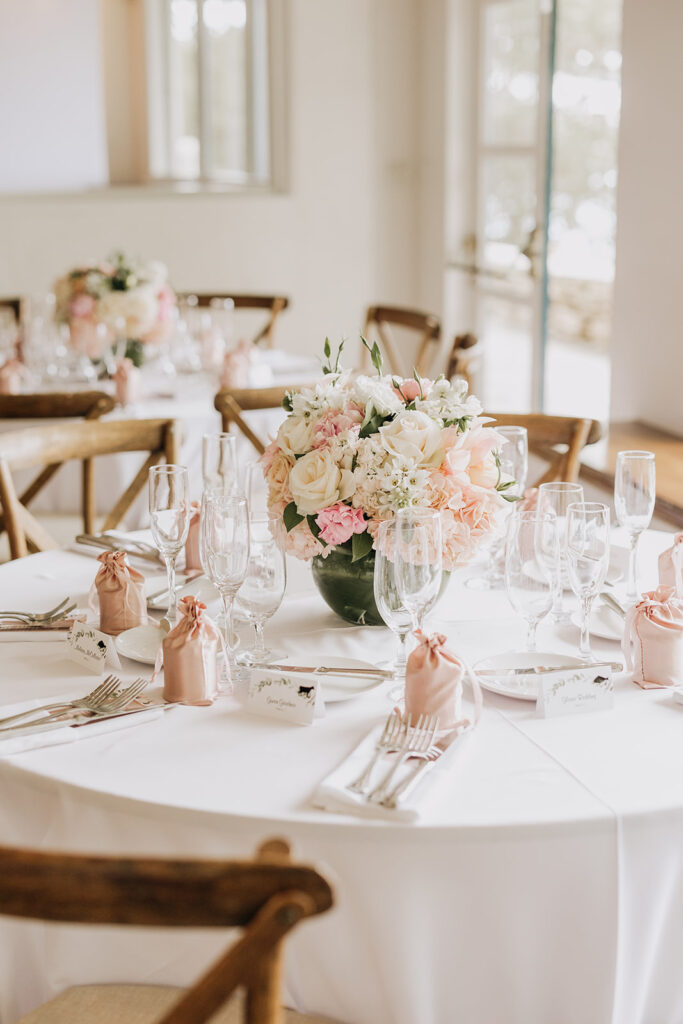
[0,531,680,1024]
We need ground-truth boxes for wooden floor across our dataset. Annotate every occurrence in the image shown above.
[581,420,683,527]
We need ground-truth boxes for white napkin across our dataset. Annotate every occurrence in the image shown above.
[0,698,168,757]
[312,723,470,823]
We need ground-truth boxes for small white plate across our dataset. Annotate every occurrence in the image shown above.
[474,651,584,701]
[115,624,165,666]
[314,656,388,703]
[571,602,624,642]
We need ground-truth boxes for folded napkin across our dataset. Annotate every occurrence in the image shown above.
[0,617,85,642]
[312,723,470,823]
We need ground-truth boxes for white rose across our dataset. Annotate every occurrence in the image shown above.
[277,415,316,456]
[379,410,444,466]
[289,448,355,514]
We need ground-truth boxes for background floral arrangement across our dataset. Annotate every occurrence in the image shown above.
[262,339,512,568]
[54,252,176,366]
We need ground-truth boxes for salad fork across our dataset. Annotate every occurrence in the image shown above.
[0,598,72,623]
[0,675,124,730]
[368,715,440,804]
[347,712,406,795]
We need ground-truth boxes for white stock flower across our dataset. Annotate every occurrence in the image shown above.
[289,448,355,515]
[277,415,317,456]
[415,377,482,424]
[379,410,444,466]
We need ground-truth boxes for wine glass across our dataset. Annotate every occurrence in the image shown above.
[148,465,191,626]
[202,432,239,496]
[505,511,556,651]
[614,450,656,601]
[566,502,610,660]
[394,509,443,633]
[235,514,286,666]
[201,493,250,676]
[537,481,584,622]
[374,520,413,679]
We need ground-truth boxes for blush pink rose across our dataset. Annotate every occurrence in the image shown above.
[70,294,96,318]
[391,378,434,402]
[316,503,367,546]
[454,485,504,542]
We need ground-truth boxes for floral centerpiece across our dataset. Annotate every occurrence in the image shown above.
[262,339,512,624]
[54,252,176,366]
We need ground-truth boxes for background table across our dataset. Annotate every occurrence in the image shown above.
[0,531,680,1024]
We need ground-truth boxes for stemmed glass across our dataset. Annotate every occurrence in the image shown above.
[614,450,656,601]
[201,493,250,675]
[537,481,584,622]
[202,433,239,496]
[394,509,443,633]
[235,515,286,666]
[566,502,610,660]
[148,465,191,627]
[505,511,557,651]
[374,520,413,679]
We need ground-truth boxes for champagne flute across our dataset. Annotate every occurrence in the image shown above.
[201,493,250,675]
[235,514,286,666]
[537,481,584,622]
[614,450,656,601]
[374,520,413,679]
[394,509,443,633]
[202,432,239,496]
[505,511,556,651]
[148,465,191,626]
[566,502,610,660]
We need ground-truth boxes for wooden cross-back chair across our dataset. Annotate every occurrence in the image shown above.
[485,412,602,486]
[0,296,23,322]
[4,839,335,1024]
[362,305,441,377]
[215,386,294,456]
[0,390,116,538]
[0,417,180,559]
[445,333,481,392]
[181,294,290,348]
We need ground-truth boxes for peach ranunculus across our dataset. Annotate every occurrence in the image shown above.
[440,512,476,570]
[265,449,295,505]
[454,485,505,543]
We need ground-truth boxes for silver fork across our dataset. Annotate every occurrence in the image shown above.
[0,603,78,626]
[0,675,123,729]
[1,678,151,733]
[0,598,72,622]
[368,715,440,804]
[381,746,442,809]
[347,712,406,794]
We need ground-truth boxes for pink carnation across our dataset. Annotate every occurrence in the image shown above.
[316,503,367,546]
[314,409,362,445]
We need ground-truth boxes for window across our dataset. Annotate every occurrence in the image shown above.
[145,0,276,186]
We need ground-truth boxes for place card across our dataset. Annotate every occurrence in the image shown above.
[246,667,323,725]
[67,624,121,675]
[536,665,614,718]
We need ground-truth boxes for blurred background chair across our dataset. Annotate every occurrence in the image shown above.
[215,385,295,456]
[362,305,441,377]
[180,294,290,348]
[485,412,602,485]
[445,333,481,392]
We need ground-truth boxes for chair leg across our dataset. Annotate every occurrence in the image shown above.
[82,458,95,534]
[245,946,284,1024]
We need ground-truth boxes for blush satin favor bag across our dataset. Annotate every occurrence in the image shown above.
[405,630,483,732]
[623,586,683,688]
[93,550,147,636]
[184,501,202,571]
[162,596,221,705]
[659,533,683,598]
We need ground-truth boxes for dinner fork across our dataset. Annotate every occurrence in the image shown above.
[0,598,72,622]
[0,603,78,626]
[347,712,406,795]
[9,678,151,732]
[0,675,124,730]
[368,715,440,804]
[380,745,443,810]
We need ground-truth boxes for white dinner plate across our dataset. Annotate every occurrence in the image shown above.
[115,624,165,666]
[311,656,388,703]
[474,651,584,701]
[570,601,624,642]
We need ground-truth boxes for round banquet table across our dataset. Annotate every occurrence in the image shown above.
[0,530,682,1024]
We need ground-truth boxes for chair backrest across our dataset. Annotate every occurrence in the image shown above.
[362,305,441,377]
[445,333,481,392]
[485,412,602,486]
[0,417,180,559]
[0,297,22,322]
[0,839,333,1024]
[181,293,290,348]
[215,385,293,455]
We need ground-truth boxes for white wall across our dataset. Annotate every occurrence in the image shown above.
[610,0,683,434]
[0,0,430,361]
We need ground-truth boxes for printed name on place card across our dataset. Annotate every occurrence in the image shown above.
[67,624,121,675]
[246,668,323,725]
[536,665,614,718]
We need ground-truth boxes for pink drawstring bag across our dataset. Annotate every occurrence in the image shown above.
[184,501,202,571]
[0,358,25,395]
[623,586,683,689]
[113,357,141,406]
[404,631,482,732]
[93,551,147,635]
[162,596,221,705]
[220,340,251,389]
[659,534,683,598]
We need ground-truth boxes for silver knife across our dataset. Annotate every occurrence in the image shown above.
[476,661,623,677]
[76,535,163,565]
[264,663,393,679]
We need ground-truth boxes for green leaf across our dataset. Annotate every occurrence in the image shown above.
[334,338,345,372]
[281,393,293,412]
[324,336,331,359]
[412,368,424,399]
[359,411,387,438]
[361,335,383,375]
[283,502,304,532]
[306,514,327,545]
[496,480,516,492]
[351,529,373,562]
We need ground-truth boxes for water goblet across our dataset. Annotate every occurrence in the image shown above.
[394,509,443,633]
[505,511,556,651]
[148,465,191,627]
[374,519,413,679]
[235,514,286,666]
[201,493,250,677]
[537,481,584,622]
[614,450,656,601]
[202,432,239,497]
[566,502,610,660]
